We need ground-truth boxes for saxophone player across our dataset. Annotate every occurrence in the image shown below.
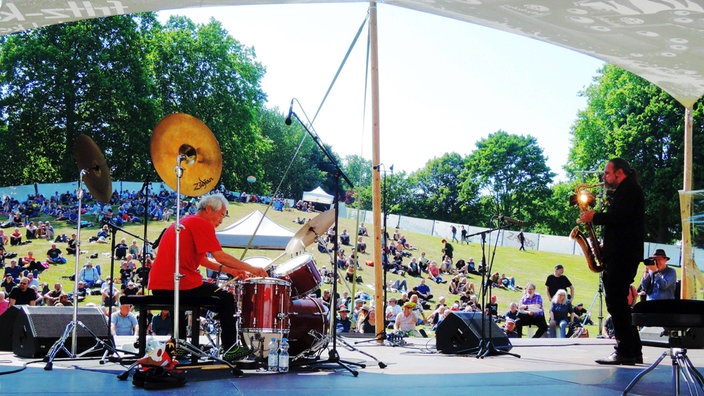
[579,158,645,365]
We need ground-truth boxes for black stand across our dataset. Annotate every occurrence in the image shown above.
[585,272,605,332]
[287,107,367,376]
[623,329,704,395]
[464,224,520,359]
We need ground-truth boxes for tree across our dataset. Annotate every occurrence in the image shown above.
[150,16,267,192]
[0,15,159,185]
[461,131,555,228]
[258,107,327,198]
[406,153,467,222]
[567,65,704,243]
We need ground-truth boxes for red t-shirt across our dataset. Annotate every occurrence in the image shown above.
[147,215,221,291]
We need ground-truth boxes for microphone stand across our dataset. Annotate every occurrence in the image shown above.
[460,225,520,359]
[287,109,366,376]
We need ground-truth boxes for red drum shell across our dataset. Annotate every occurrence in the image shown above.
[288,297,329,357]
[273,254,322,299]
[238,277,291,333]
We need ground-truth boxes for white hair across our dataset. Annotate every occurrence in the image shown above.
[551,289,568,305]
[197,193,228,212]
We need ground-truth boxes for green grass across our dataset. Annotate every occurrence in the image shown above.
[9,200,666,338]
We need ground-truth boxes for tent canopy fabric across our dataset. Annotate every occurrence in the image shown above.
[302,186,334,204]
[216,210,294,250]
[0,1,703,106]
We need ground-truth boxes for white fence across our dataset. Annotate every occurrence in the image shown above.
[341,207,703,268]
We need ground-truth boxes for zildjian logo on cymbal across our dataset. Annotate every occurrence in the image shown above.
[193,177,214,191]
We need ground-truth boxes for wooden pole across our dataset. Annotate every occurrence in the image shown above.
[369,0,384,340]
[681,106,694,299]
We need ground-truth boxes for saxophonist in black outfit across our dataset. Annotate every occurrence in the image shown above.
[579,158,645,365]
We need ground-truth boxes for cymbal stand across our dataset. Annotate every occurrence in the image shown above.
[45,171,124,370]
[169,152,241,375]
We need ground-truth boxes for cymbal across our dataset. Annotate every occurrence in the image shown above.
[75,135,112,203]
[150,113,222,197]
[285,209,335,254]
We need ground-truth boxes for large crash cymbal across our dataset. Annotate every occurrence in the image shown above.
[150,113,222,197]
[285,209,336,255]
[75,135,112,204]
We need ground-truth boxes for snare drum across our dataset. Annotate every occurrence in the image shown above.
[273,254,322,299]
[237,277,291,333]
[288,297,329,357]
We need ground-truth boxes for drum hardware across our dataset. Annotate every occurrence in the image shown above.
[45,136,132,370]
[148,113,243,375]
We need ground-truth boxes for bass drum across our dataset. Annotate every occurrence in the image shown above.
[288,297,329,358]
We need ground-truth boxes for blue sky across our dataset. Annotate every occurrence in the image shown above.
[162,3,605,181]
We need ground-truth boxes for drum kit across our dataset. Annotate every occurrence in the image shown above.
[148,113,334,364]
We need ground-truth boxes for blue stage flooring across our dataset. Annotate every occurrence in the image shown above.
[1,338,702,395]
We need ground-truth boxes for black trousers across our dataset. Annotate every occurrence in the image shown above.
[516,312,548,338]
[153,282,237,350]
[603,261,641,357]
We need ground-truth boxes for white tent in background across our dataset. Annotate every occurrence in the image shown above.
[302,186,334,204]
[216,210,294,250]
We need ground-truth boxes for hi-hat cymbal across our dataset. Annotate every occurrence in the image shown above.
[285,209,335,254]
[75,135,112,204]
[150,113,223,197]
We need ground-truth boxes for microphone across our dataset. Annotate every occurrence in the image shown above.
[373,164,382,170]
[497,216,524,226]
[284,99,294,125]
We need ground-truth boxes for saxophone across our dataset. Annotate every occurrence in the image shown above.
[569,183,605,273]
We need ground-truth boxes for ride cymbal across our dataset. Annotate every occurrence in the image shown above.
[285,209,336,254]
[75,134,112,204]
[150,113,223,197]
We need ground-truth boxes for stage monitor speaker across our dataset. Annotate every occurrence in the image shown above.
[0,306,20,351]
[436,311,512,354]
[12,305,111,358]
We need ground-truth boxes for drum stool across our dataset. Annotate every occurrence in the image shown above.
[624,300,704,395]
[120,294,220,364]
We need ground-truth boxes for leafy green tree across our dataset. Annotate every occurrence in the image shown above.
[257,107,328,198]
[567,65,704,243]
[406,153,467,222]
[0,15,158,184]
[150,16,267,192]
[461,131,555,228]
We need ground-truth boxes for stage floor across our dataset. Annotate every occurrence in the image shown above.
[1,336,702,395]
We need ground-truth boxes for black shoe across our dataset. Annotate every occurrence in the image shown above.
[595,352,636,365]
[635,355,643,364]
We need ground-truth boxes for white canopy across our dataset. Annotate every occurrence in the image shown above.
[1,1,703,106]
[302,186,334,204]
[216,210,294,250]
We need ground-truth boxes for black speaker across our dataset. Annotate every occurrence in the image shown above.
[0,306,20,351]
[436,311,512,354]
[12,306,111,358]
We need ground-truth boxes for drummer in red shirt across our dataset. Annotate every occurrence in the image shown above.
[148,194,267,355]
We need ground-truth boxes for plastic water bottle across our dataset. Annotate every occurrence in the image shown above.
[278,338,289,373]
[267,337,279,372]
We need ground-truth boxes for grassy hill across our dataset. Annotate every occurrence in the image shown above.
[6,200,651,337]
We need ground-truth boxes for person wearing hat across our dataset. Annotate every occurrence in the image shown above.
[639,249,677,301]
[336,305,352,333]
[394,301,419,335]
[545,264,574,301]
[579,158,644,365]
[79,262,102,287]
